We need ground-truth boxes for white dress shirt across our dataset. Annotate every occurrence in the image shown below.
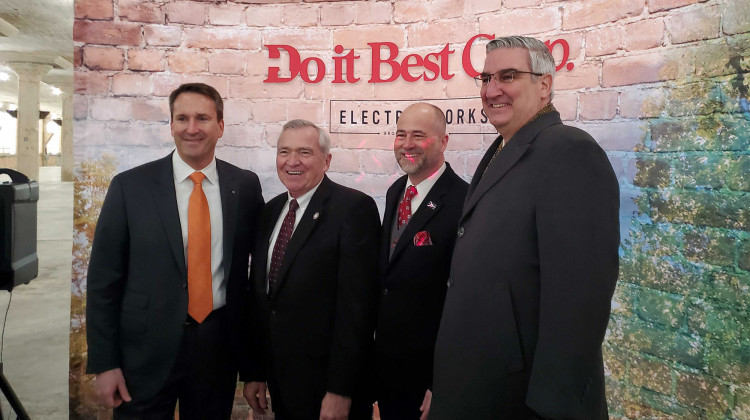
[172,152,226,309]
[403,162,447,213]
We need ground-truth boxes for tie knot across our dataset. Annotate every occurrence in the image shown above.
[189,172,206,185]
[288,199,299,212]
[405,185,417,199]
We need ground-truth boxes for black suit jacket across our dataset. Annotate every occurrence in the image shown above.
[374,163,468,401]
[431,111,620,419]
[86,153,264,402]
[242,175,380,420]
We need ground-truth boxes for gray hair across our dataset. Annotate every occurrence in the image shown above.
[280,119,331,155]
[486,36,556,98]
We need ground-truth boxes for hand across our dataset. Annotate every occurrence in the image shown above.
[243,381,268,414]
[95,368,132,408]
[319,392,351,420]
[419,389,432,420]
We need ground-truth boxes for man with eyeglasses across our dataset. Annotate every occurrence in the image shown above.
[430,36,620,419]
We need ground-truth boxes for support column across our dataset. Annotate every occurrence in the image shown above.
[8,62,52,180]
[59,83,73,182]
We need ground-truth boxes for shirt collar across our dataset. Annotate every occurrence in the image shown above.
[286,177,324,209]
[172,151,218,184]
[405,162,447,197]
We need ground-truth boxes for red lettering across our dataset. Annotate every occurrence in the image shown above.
[300,57,325,83]
[368,42,400,83]
[264,45,300,83]
[544,39,572,71]
[401,54,424,82]
[461,34,495,77]
[332,45,360,84]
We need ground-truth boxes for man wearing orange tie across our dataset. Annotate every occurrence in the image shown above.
[86,83,264,419]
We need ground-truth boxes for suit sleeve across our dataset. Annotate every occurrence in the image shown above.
[526,137,620,418]
[326,194,381,397]
[86,175,129,374]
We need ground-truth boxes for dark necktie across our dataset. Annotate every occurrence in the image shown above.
[397,185,418,228]
[268,199,299,294]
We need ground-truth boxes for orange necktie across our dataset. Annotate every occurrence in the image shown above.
[187,172,212,323]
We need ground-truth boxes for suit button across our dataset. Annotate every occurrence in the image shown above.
[457,227,464,238]
[382,288,389,296]
[271,310,276,316]
[447,279,453,288]
[183,283,187,289]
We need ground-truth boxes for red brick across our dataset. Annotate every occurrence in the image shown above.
[281,4,318,27]
[166,1,206,25]
[288,101,325,123]
[553,92,578,121]
[334,26,405,50]
[221,100,254,125]
[74,0,113,20]
[229,75,303,99]
[185,27,262,50]
[648,0,700,12]
[208,3,247,26]
[580,91,618,120]
[234,0,295,3]
[74,47,83,68]
[667,5,720,44]
[463,0,502,15]
[73,94,88,119]
[329,172,393,198]
[363,150,399,174]
[554,62,600,90]
[428,0,464,19]
[550,32,585,67]
[586,26,624,57]
[118,0,165,24]
[479,7,560,37]
[74,20,141,46]
[208,52,245,75]
[246,5,283,27]
[250,101,286,123]
[82,46,123,70]
[602,52,677,87]
[562,0,645,30]
[74,72,109,95]
[133,99,170,122]
[112,74,154,96]
[90,98,133,121]
[393,1,428,23]
[409,19,475,47]
[446,74,478,98]
[625,19,664,51]
[108,123,165,147]
[355,2,392,24]
[222,124,264,148]
[304,81,374,101]
[329,149,360,173]
[723,0,750,35]
[168,51,207,73]
[445,132,483,152]
[372,78,442,100]
[321,3,355,26]
[127,50,165,72]
[504,0,542,7]
[152,74,229,97]
[581,121,645,151]
[73,121,107,146]
[620,87,666,119]
[144,25,181,47]
[245,51,272,76]
[264,28,332,50]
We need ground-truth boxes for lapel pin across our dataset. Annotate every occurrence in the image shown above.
[232,190,236,194]
[427,201,437,210]
[313,212,320,220]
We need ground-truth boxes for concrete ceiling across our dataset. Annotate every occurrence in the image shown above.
[0,0,73,115]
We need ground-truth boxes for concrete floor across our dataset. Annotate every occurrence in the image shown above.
[1,166,72,418]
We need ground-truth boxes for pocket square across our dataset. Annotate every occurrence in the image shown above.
[413,231,433,246]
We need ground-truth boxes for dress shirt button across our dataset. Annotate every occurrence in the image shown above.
[457,227,465,238]
[382,288,389,296]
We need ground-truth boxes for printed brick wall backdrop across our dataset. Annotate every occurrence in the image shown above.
[71,0,749,418]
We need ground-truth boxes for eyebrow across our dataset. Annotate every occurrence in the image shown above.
[481,68,522,75]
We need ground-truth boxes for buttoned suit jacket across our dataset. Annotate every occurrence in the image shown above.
[374,163,468,401]
[431,111,620,419]
[242,175,380,420]
[86,153,264,402]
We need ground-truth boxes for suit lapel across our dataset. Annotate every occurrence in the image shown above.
[273,176,331,297]
[257,195,286,295]
[217,160,238,278]
[381,176,406,270]
[151,153,187,279]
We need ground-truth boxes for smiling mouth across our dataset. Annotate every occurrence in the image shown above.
[489,104,509,109]
[287,171,303,175]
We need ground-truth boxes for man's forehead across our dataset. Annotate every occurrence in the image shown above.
[483,47,529,70]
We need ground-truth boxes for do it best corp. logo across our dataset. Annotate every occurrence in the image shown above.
[262,34,574,84]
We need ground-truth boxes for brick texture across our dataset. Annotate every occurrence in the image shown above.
[74,0,114,20]
[82,47,124,71]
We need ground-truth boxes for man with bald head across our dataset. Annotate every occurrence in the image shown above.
[374,103,468,419]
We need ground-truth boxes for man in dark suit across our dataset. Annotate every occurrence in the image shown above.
[86,83,264,419]
[241,119,380,420]
[374,103,468,420]
[430,36,620,419]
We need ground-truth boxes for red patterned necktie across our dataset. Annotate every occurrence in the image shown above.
[268,199,299,294]
[397,185,417,228]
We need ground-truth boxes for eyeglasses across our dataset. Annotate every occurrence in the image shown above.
[474,69,544,87]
